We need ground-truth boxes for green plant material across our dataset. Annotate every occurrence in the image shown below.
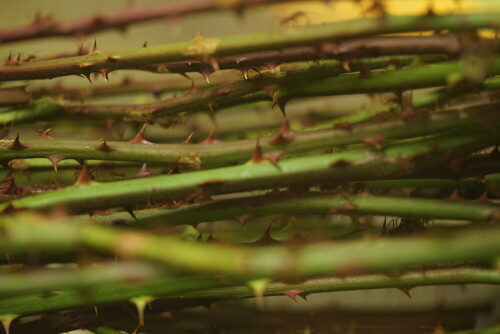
[0,262,163,298]
[2,125,498,213]
[0,266,496,317]
[179,267,500,300]
[86,190,499,228]
[0,213,499,278]
[1,100,496,168]
[0,13,496,81]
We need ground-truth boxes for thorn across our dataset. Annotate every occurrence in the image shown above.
[273,97,290,117]
[363,136,385,150]
[47,155,64,172]
[7,134,30,150]
[282,289,305,303]
[256,222,277,243]
[74,163,92,186]
[0,314,17,334]
[183,132,194,144]
[130,296,153,328]
[99,69,110,81]
[94,306,99,317]
[200,69,213,83]
[90,38,101,55]
[240,67,249,80]
[142,41,148,48]
[202,128,220,144]
[125,208,137,220]
[235,215,248,225]
[262,85,279,103]
[209,57,220,71]
[83,73,93,85]
[134,163,154,178]
[128,124,154,145]
[36,128,55,139]
[396,286,413,299]
[95,140,117,152]
[247,278,270,310]
[268,119,294,145]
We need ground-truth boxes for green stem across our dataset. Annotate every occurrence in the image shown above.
[1,126,498,213]
[0,267,497,316]
[88,191,500,227]
[0,13,496,81]
[1,214,500,278]
[0,262,163,298]
[1,101,496,168]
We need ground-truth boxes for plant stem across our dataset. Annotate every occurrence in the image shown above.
[0,267,496,316]
[1,126,498,213]
[0,0,300,44]
[1,214,499,278]
[1,101,496,168]
[0,262,163,298]
[88,191,500,227]
[0,13,497,81]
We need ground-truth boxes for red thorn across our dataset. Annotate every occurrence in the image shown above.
[128,124,154,145]
[183,132,194,144]
[8,134,30,150]
[282,289,305,303]
[268,120,294,145]
[251,139,283,170]
[202,128,220,144]
[256,223,277,244]
[134,163,154,178]
[75,164,92,186]
[200,69,214,83]
[47,155,64,172]
[329,159,352,168]
[100,69,110,81]
[263,151,284,170]
[363,136,385,150]
[95,140,117,152]
[262,85,279,102]
[209,57,220,71]
[36,128,55,139]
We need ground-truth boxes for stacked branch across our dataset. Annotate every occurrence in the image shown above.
[0,6,499,334]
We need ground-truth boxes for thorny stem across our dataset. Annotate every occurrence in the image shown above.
[4,55,493,125]
[0,267,496,316]
[0,126,498,213]
[0,0,301,44]
[1,213,500,278]
[0,13,498,81]
[28,35,499,101]
[1,101,497,168]
[87,191,500,227]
